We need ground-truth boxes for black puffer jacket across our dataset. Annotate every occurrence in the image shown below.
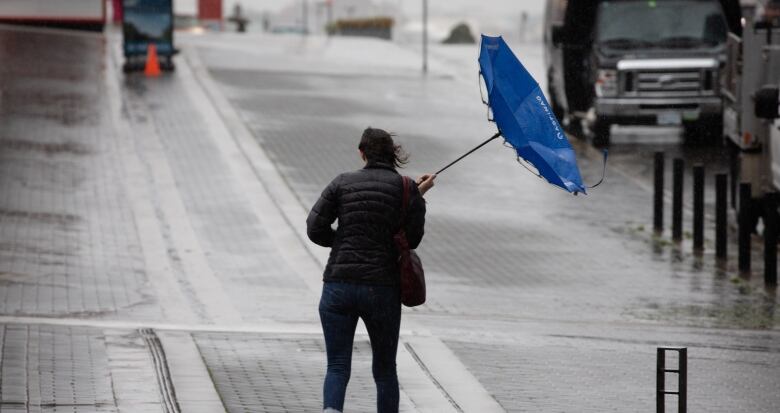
[306,162,426,285]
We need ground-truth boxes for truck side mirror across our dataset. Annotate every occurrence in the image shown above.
[551,24,566,46]
[755,85,780,120]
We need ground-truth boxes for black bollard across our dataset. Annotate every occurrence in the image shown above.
[654,152,665,232]
[729,147,738,208]
[739,183,752,272]
[672,159,684,241]
[764,193,778,285]
[715,174,728,259]
[693,165,704,251]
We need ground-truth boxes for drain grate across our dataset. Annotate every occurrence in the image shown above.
[139,328,180,413]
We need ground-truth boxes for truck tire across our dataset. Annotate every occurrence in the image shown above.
[683,117,723,145]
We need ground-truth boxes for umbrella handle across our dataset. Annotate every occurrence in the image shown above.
[435,132,502,175]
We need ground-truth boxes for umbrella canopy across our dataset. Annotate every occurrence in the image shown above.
[478,34,586,194]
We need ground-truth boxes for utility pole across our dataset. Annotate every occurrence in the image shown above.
[326,0,333,32]
[302,0,309,35]
[422,0,428,74]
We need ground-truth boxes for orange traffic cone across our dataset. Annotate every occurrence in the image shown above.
[144,43,161,77]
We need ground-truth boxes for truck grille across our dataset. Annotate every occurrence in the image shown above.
[630,70,705,97]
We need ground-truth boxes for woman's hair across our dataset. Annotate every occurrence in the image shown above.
[358,127,409,168]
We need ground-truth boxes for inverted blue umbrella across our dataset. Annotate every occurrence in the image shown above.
[436,35,605,194]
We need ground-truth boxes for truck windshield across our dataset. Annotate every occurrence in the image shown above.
[596,0,728,49]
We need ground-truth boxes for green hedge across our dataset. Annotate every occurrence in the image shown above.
[326,17,394,34]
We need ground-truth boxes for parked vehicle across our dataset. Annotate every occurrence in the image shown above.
[0,0,105,31]
[121,0,175,72]
[723,4,780,225]
[543,0,743,144]
[762,87,780,190]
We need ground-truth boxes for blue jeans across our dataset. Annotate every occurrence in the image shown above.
[319,282,401,413]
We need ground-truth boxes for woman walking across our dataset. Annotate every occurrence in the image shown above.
[306,127,436,413]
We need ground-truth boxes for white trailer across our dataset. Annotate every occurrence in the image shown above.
[722,12,780,224]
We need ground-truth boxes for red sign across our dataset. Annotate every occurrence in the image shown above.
[198,0,222,20]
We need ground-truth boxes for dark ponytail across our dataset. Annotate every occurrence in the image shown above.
[358,127,408,168]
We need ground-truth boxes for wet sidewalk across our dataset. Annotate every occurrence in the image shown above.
[0,25,779,412]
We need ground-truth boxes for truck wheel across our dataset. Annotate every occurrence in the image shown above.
[164,57,176,71]
[683,117,723,145]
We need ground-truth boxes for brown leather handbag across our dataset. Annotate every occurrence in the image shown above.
[395,176,426,307]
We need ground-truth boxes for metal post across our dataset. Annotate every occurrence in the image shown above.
[656,348,666,413]
[693,165,704,251]
[657,347,687,413]
[672,159,684,241]
[654,152,665,232]
[739,183,752,272]
[679,348,687,413]
[422,0,428,74]
[715,174,728,259]
[326,0,333,33]
[729,146,738,208]
[302,0,309,35]
[764,193,778,285]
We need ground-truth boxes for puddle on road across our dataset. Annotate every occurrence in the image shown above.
[621,221,780,329]
[1,90,99,126]
[633,298,778,329]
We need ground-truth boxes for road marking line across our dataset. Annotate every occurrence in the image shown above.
[0,315,421,336]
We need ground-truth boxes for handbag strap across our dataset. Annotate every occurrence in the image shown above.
[399,176,411,227]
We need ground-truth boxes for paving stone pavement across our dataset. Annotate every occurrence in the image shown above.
[0,324,164,413]
[118,73,316,325]
[194,332,417,413]
[2,25,780,412]
[0,28,158,321]
[446,332,780,412]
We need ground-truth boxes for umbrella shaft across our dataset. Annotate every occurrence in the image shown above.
[435,132,502,175]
